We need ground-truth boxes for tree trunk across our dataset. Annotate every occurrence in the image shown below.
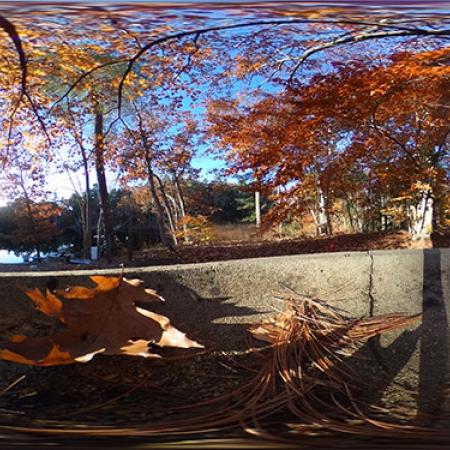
[145,157,174,249]
[96,209,103,259]
[174,174,190,243]
[432,196,440,233]
[409,190,433,240]
[94,110,113,263]
[81,145,92,259]
[153,173,177,246]
[324,187,333,235]
[275,185,283,238]
[137,117,176,250]
[18,169,41,262]
[127,207,134,262]
[343,194,355,232]
[309,208,320,237]
[317,187,329,235]
[166,193,180,233]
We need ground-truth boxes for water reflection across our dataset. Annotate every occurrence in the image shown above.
[0,249,25,264]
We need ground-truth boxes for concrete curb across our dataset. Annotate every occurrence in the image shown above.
[0,248,448,414]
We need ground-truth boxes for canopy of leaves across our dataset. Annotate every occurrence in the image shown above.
[208,47,449,226]
[0,3,448,247]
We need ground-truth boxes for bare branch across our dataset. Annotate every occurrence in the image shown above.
[48,16,447,119]
[50,59,128,113]
[118,18,449,115]
[0,15,27,106]
[287,27,450,84]
[1,14,51,149]
[173,33,201,82]
[1,14,28,158]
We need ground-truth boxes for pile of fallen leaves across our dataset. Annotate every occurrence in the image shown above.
[0,277,449,445]
[128,231,441,267]
[4,231,447,273]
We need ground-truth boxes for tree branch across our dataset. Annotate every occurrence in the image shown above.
[51,16,448,120]
[287,27,450,84]
[173,33,201,82]
[370,88,421,170]
[118,19,449,115]
[50,59,128,113]
[434,128,450,163]
[1,15,51,149]
[0,15,27,105]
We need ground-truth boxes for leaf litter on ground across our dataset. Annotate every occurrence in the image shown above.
[0,279,449,447]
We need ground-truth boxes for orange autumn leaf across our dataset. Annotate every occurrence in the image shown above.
[0,344,75,367]
[0,276,202,366]
[25,288,62,317]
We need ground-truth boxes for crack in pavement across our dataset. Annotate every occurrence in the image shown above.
[368,251,375,317]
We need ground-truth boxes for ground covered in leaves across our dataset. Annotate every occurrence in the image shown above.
[1,346,449,449]
[1,289,449,448]
[132,230,449,266]
[0,349,248,426]
[1,231,448,272]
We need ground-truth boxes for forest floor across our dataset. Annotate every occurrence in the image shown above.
[0,230,448,272]
[3,346,443,449]
[1,230,449,447]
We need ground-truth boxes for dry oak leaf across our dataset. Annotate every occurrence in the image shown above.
[0,276,203,366]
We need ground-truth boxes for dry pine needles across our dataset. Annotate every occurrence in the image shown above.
[1,285,449,445]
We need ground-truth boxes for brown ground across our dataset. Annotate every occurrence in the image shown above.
[1,230,449,447]
[0,230,448,272]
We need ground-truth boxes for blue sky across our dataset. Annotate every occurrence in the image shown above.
[38,150,226,207]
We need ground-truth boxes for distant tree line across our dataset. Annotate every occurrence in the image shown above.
[0,180,266,258]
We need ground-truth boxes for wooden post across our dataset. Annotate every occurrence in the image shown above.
[255,190,261,239]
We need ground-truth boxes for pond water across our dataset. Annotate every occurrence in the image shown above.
[0,249,26,264]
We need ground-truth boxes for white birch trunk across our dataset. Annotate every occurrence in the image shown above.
[255,190,261,232]
[410,192,433,240]
[317,188,328,235]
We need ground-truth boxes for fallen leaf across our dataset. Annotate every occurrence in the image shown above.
[0,276,202,366]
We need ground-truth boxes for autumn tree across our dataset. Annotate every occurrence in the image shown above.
[208,45,449,238]
[5,200,62,256]
[115,104,200,248]
[298,48,449,238]
[154,117,200,243]
[0,140,60,258]
[1,5,449,249]
[207,97,339,235]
